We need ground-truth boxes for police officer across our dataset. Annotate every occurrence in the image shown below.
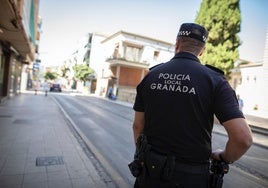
[131,23,252,188]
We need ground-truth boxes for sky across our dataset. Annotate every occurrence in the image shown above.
[38,0,268,66]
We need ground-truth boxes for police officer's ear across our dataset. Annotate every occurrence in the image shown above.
[198,46,206,57]
[175,39,180,54]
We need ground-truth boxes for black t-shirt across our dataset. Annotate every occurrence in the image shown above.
[133,52,244,164]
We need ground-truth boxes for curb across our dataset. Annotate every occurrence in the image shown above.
[249,124,268,136]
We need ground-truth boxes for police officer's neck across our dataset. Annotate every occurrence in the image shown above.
[176,50,200,57]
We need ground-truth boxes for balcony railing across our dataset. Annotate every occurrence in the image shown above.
[106,57,149,69]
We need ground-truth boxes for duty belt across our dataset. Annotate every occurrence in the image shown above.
[174,162,209,174]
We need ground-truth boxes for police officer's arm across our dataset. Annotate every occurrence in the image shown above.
[132,111,145,143]
[212,118,253,163]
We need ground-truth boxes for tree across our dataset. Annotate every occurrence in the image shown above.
[195,0,241,76]
[72,64,95,84]
[44,71,57,81]
[61,65,70,79]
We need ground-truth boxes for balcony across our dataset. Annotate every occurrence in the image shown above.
[0,0,34,62]
[106,57,149,69]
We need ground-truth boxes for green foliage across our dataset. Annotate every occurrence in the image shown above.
[61,66,70,78]
[72,64,95,82]
[44,71,57,80]
[195,0,241,76]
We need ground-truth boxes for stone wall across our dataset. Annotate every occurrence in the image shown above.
[117,86,136,103]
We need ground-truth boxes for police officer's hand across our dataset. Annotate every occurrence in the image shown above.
[210,149,224,161]
[211,149,232,164]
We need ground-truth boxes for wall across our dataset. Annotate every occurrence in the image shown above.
[260,28,268,115]
[119,67,143,87]
[236,64,263,114]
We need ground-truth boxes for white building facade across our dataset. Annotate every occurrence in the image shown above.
[64,31,174,102]
[260,28,268,116]
[233,28,268,118]
[90,31,175,102]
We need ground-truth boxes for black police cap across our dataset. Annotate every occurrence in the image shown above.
[177,23,208,43]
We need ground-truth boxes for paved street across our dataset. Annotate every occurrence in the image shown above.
[0,91,267,188]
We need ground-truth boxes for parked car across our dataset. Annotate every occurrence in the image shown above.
[50,84,62,92]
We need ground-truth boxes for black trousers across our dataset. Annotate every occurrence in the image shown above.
[134,163,210,188]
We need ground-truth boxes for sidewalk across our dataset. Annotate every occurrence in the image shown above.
[245,114,268,131]
[0,92,115,188]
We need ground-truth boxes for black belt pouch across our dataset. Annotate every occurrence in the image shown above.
[145,150,167,179]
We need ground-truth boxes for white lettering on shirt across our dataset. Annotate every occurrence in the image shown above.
[150,73,196,95]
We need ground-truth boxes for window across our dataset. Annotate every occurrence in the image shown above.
[233,78,237,90]
[113,43,119,58]
[239,77,242,84]
[154,51,159,61]
[0,55,4,95]
[124,45,141,62]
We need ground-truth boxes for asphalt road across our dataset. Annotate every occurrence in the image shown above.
[52,93,268,188]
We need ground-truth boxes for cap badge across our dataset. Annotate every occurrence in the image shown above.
[178,31,191,36]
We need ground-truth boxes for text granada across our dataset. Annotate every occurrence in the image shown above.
[150,83,196,95]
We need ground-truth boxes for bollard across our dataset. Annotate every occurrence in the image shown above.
[45,90,47,96]
[35,89,37,95]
